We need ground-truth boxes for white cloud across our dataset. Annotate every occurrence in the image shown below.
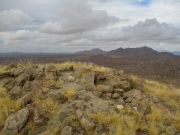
[0,9,32,31]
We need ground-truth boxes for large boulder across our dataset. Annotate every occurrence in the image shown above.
[1,107,31,135]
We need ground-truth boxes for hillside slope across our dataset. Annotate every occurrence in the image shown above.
[0,62,179,135]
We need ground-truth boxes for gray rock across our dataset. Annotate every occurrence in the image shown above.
[33,109,48,125]
[114,88,124,93]
[112,93,120,99]
[2,78,15,90]
[96,85,113,93]
[80,117,94,130]
[9,86,22,99]
[106,93,112,98]
[1,107,31,135]
[67,76,75,82]
[76,109,83,119]
[61,126,72,135]
[94,73,107,85]
[123,89,142,100]
[15,72,30,86]
[124,97,133,103]
[113,81,131,91]
[23,81,32,92]
[45,64,57,72]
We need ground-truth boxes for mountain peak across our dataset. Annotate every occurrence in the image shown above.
[108,46,158,57]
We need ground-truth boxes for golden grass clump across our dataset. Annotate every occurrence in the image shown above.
[63,87,76,99]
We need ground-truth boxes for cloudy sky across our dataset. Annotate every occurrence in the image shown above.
[0,0,180,52]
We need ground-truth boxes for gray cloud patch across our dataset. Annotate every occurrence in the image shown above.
[40,0,119,34]
[93,19,180,44]
[0,9,32,31]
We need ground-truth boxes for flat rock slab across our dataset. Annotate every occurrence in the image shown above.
[1,107,31,135]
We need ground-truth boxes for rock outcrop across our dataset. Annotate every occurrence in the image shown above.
[0,63,178,135]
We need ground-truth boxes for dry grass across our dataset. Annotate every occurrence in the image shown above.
[90,108,141,135]
[143,80,180,107]
[0,85,21,129]
[90,103,179,135]
[34,98,60,117]
[0,65,6,73]
[131,76,180,134]
[55,61,112,73]
[131,75,180,107]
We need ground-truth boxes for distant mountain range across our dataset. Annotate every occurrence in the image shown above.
[75,46,180,87]
[76,46,178,58]
[0,46,179,57]
[0,46,180,87]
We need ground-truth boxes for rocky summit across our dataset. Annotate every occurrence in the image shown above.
[0,62,179,135]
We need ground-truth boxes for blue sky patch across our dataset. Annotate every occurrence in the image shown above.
[135,0,152,6]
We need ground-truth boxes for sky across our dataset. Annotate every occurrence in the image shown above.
[0,0,180,52]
